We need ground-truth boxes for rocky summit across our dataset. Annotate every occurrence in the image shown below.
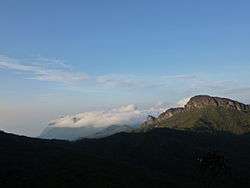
[140,95,250,134]
[185,95,250,111]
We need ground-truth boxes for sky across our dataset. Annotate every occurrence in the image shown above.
[0,0,250,136]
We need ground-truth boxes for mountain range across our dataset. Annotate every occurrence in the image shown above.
[141,95,250,134]
[40,95,250,140]
[40,124,135,140]
[2,95,250,187]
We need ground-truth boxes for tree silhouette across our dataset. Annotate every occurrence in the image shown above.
[195,151,231,187]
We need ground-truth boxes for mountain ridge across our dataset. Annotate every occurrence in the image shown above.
[185,95,250,111]
[141,95,250,134]
[86,125,134,139]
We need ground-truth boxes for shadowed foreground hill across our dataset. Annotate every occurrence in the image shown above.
[1,129,250,187]
[78,129,250,187]
[0,131,174,188]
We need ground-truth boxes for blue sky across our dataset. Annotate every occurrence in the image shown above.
[0,0,250,136]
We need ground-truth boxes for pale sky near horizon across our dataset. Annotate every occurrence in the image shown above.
[1,0,250,136]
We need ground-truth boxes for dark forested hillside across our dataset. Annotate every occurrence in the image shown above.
[1,129,250,187]
[0,131,174,188]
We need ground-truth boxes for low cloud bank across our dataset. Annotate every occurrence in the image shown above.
[49,104,168,128]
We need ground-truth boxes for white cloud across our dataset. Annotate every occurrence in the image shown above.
[48,104,167,128]
[0,55,88,84]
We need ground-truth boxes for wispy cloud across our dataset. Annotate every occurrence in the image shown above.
[223,87,250,95]
[96,74,199,90]
[161,74,197,80]
[0,55,88,84]
[1,54,249,103]
[96,73,250,103]
[96,74,146,89]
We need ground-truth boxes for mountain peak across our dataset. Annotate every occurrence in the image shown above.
[140,95,250,134]
[185,95,250,111]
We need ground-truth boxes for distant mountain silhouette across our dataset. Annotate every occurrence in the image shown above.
[87,125,134,138]
[39,126,104,140]
[39,124,135,140]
